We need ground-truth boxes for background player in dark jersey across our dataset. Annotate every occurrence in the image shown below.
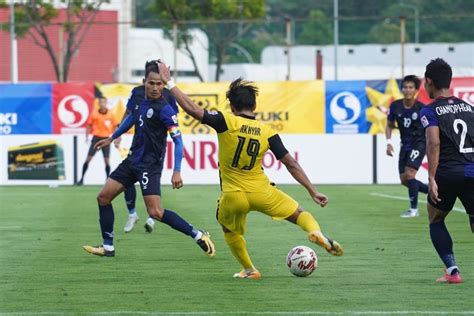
[83,61,215,258]
[115,80,178,234]
[420,58,474,284]
[386,75,428,218]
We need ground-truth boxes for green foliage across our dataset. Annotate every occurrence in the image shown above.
[151,0,265,80]
[11,1,58,36]
[368,20,406,44]
[298,9,333,45]
[138,0,473,64]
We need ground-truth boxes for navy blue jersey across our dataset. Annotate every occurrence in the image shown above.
[127,96,179,169]
[387,99,426,150]
[420,96,474,171]
[126,85,178,113]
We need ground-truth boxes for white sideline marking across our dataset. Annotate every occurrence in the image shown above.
[1,312,474,315]
[369,192,466,213]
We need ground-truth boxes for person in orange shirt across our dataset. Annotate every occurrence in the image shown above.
[77,97,119,185]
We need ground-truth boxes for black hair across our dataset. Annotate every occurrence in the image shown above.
[425,58,452,89]
[401,75,421,90]
[226,78,259,111]
[144,60,159,79]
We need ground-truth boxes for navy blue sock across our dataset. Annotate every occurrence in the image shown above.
[407,179,419,209]
[160,209,199,238]
[105,165,111,177]
[417,180,428,194]
[470,215,474,233]
[99,204,115,246]
[429,221,457,269]
[124,186,136,214]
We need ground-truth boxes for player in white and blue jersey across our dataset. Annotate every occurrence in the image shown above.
[386,75,428,218]
[420,58,474,284]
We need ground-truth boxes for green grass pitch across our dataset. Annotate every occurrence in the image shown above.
[0,184,472,315]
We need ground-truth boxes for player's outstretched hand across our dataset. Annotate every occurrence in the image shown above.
[171,171,183,189]
[386,144,394,157]
[157,62,171,84]
[429,178,442,204]
[94,137,112,151]
[312,192,329,207]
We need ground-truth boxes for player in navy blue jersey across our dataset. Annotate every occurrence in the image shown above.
[115,82,179,234]
[385,75,428,218]
[83,61,215,258]
[420,58,474,284]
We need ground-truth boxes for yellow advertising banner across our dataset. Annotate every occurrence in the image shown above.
[98,83,137,133]
[97,81,326,134]
[177,80,326,134]
[98,83,137,121]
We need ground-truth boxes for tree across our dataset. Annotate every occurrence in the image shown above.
[152,0,265,82]
[137,0,474,70]
[298,9,333,45]
[151,0,206,82]
[368,19,406,44]
[2,0,108,82]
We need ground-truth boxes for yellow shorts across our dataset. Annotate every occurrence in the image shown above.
[216,185,299,235]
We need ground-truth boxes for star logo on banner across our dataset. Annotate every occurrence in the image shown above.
[365,79,403,134]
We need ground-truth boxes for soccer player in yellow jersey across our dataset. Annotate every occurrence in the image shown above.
[157,61,343,280]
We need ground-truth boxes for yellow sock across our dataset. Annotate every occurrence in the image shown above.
[224,232,254,270]
[296,211,321,232]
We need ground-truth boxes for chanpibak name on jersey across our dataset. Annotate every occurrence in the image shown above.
[240,125,261,136]
[436,103,472,115]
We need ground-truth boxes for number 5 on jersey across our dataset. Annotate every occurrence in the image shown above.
[141,172,149,190]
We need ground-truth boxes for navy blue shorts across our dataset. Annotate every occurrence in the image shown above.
[110,159,162,196]
[427,171,474,215]
[398,143,426,174]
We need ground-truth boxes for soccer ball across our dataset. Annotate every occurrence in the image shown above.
[287,245,318,277]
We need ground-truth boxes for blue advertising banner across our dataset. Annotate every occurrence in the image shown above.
[0,84,52,134]
[325,81,370,133]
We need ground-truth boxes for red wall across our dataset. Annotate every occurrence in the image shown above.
[0,9,118,83]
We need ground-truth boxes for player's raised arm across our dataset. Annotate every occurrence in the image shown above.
[157,62,205,121]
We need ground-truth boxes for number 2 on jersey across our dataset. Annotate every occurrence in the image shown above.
[232,136,261,170]
[453,119,474,153]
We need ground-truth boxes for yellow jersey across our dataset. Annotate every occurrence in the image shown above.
[203,111,288,192]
